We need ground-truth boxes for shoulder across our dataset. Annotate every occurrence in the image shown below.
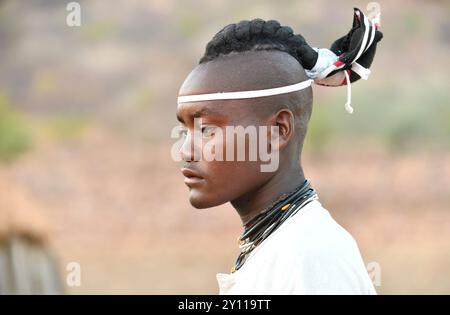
[278,200,359,254]
[230,200,376,294]
[274,201,376,294]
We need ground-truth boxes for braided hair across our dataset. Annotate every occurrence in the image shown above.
[199,19,317,70]
[197,9,383,114]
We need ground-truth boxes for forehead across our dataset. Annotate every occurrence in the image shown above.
[177,50,310,123]
[176,99,256,124]
[177,101,224,118]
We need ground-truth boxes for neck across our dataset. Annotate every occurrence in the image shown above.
[231,163,306,226]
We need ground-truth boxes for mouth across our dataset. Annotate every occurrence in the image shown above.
[181,168,205,187]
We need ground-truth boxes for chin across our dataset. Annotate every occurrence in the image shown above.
[188,190,227,209]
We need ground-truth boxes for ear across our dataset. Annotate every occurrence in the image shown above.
[269,109,295,151]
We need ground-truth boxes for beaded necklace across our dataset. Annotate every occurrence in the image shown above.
[232,179,318,273]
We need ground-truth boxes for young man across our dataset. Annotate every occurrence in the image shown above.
[176,8,382,294]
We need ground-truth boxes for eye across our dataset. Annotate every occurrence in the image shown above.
[201,125,217,138]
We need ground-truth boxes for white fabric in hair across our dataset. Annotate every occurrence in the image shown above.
[177,79,313,104]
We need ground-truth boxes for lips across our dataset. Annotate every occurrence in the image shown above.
[181,167,205,186]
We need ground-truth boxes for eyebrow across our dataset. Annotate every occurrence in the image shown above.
[176,106,223,123]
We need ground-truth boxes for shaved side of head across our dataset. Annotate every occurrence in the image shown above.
[179,50,313,153]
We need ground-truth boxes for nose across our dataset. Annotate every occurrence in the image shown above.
[179,130,201,162]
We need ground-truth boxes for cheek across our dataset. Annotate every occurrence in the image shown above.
[187,160,257,208]
[187,127,271,208]
[202,128,268,186]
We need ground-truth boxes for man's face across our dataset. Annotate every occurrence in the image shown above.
[175,50,310,209]
[176,100,274,209]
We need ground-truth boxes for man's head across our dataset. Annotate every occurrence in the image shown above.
[176,19,315,209]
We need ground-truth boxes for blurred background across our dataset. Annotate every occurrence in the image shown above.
[0,0,449,294]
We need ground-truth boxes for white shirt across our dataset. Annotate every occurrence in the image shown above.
[216,199,376,295]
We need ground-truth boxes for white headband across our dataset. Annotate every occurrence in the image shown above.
[177,79,313,104]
